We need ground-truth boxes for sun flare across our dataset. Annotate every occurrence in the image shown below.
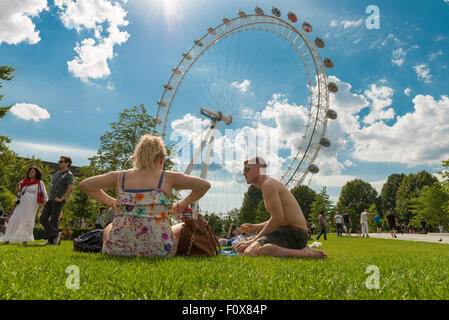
[137,0,183,24]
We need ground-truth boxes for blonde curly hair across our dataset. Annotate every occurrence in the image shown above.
[132,134,166,169]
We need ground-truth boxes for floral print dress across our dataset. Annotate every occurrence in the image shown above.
[102,170,177,257]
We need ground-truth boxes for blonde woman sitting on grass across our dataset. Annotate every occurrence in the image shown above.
[80,134,211,257]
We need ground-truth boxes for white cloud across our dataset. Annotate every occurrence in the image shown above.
[0,0,48,45]
[351,95,449,166]
[55,0,130,82]
[9,103,50,122]
[260,94,308,153]
[392,48,407,66]
[413,64,432,83]
[106,81,115,90]
[230,79,251,93]
[330,18,363,29]
[344,160,355,167]
[392,58,405,67]
[429,49,443,61]
[315,78,449,183]
[341,19,363,29]
[363,84,395,124]
[327,75,369,135]
[369,33,402,49]
[404,88,411,96]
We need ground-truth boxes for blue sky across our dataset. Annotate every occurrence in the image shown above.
[1,0,448,213]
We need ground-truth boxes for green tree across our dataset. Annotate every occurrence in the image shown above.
[91,104,174,172]
[310,187,333,228]
[222,208,240,234]
[367,203,379,233]
[409,183,449,230]
[255,199,270,223]
[0,65,16,210]
[239,185,263,224]
[66,161,104,226]
[380,173,406,214]
[0,186,14,214]
[0,65,15,119]
[290,185,317,220]
[439,159,449,217]
[0,154,52,212]
[337,179,378,229]
[205,213,223,236]
[395,171,438,223]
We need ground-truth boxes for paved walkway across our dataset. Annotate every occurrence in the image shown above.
[348,232,449,244]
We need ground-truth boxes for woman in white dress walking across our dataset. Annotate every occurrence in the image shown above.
[1,166,48,245]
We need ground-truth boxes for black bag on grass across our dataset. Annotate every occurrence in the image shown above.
[73,229,103,253]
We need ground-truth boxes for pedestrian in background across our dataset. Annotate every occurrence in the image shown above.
[334,211,344,237]
[316,211,327,241]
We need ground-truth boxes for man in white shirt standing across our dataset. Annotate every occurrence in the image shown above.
[360,209,370,238]
[334,211,344,237]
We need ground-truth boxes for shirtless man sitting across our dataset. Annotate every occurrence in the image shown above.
[237,156,327,259]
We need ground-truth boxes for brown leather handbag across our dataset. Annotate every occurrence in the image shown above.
[177,214,221,257]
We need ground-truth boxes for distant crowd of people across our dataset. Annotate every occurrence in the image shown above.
[307,209,446,241]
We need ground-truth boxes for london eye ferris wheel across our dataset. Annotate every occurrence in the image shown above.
[155,6,338,215]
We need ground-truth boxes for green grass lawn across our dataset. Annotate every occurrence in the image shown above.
[1,234,448,300]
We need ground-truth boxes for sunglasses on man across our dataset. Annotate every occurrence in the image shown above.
[243,165,266,173]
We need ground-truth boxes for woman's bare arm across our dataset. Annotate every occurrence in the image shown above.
[79,172,119,211]
[168,172,211,214]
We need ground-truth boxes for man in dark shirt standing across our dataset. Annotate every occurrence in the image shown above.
[343,211,352,236]
[40,156,74,245]
[386,210,397,238]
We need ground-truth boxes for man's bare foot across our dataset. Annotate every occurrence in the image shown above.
[304,246,328,259]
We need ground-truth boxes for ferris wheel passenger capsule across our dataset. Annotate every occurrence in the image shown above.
[208,27,217,35]
[182,52,192,60]
[255,6,264,16]
[238,10,247,18]
[287,12,298,23]
[194,39,204,47]
[172,67,181,74]
[271,7,281,17]
[314,37,325,48]
[323,58,334,69]
[319,137,331,147]
[328,82,338,93]
[308,164,320,174]
[157,100,166,107]
[302,22,313,33]
[222,17,231,26]
[326,109,338,120]
[163,84,173,90]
